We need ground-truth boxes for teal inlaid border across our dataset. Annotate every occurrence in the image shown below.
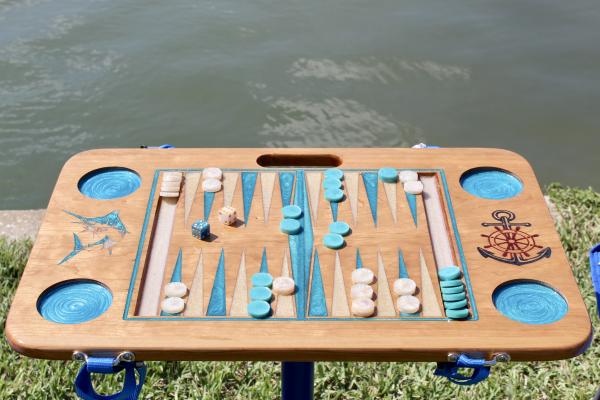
[124,168,478,322]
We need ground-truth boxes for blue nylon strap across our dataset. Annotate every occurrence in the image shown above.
[589,243,600,316]
[75,358,147,400]
[434,354,493,385]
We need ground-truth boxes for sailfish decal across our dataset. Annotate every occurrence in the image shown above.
[58,210,127,265]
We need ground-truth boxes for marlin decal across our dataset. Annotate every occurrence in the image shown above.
[58,210,127,265]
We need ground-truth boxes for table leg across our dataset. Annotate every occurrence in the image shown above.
[281,362,314,400]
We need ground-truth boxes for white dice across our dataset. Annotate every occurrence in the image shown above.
[218,206,238,225]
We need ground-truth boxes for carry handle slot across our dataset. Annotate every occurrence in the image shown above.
[256,153,342,168]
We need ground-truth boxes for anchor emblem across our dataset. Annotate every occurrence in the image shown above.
[477,210,551,266]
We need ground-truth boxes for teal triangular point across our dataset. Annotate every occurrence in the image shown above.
[207,249,226,316]
[170,249,183,283]
[308,250,327,317]
[362,172,378,226]
[260,247,268,273]
[279,172,295,206]
[398,250,409,279]
[242,172,258,225]
[330,201,338,221]
[356,248,363,269]
[406,193,418,227]
[204,192,215,221]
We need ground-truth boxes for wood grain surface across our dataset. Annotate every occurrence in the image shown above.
[5,148,592,362]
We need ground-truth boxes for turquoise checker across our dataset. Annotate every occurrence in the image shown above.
[444,298,468,309]
[250,286,273,302]
[323,233,345,249]
[378,167,398,183]
[441,285,465,295]
[329,221,350,236]
[324,188,344,202]
[442,291,466,302]
[323,177,343,190]
[280,218,301,234]
[324,168,344,180]
[440,279,463,288]
[438,266,461,281]
[282,205,302,219]
[446,308,469,319]
[251,272,273,288]
[248,300,271,319]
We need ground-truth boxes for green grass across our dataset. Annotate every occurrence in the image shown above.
[1,184,599,399]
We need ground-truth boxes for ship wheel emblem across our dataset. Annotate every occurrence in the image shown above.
[477,210,551,266]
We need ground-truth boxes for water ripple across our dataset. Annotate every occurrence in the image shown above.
[259,97,421,147]
[289,57,470,82]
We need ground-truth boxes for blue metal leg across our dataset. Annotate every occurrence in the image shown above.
[281,362,314,400]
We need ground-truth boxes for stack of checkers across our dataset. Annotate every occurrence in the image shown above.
[399,170,423,195]
[248,272,296,318]
[160,172,183,197]
[439,266,469,319]
[280,205,303,235]
[323,221,350,249]
[248,273,273,319]
[323,168,344,203]
[202,167,223,192]
[350,268,376,317]
[161,282,188,315]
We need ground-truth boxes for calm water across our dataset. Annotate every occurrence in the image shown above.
[1,0,599,209]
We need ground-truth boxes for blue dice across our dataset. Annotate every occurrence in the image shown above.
[192,220,210,240]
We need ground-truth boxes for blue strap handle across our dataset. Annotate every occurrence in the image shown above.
[434,354,493,385]
[75,357,147,400]
[140,144,175,149]
[589,243,600,316]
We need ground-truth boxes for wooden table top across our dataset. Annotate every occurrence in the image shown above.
[5,148,592,362]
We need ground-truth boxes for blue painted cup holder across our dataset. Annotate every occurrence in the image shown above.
[492,280,568,324]
[460,167,523,200]
[37,279,113,324]
[78,167,141,200]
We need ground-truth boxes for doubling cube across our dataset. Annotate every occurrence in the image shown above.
[192,219,210,240]
[218,206,237,225]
